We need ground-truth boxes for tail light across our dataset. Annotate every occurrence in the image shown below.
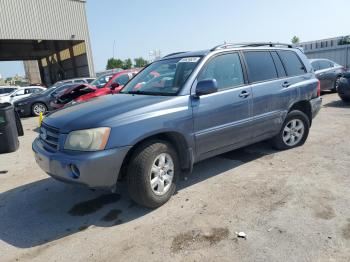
[316,79,321,97]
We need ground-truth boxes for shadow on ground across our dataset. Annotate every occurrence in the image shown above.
[0,142,276,248]
[323,99,350,108]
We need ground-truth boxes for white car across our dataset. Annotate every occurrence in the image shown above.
[0,86,45,104]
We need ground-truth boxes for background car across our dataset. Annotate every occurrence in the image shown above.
[51,69,142,109]
[14,83,77,116]
[337,72,350,102]
[310,59,346,91]
[54,77,96,86]
[50,84,97,110]
[0,86,45,104]
[0,86,18,95]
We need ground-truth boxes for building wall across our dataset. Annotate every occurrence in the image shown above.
[0,0,94,78]
[300,36,350,68]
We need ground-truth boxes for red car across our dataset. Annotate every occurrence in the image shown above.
[51,68,142,109]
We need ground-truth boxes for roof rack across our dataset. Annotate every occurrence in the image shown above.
[163,52,188,58]
[210,42,295,51]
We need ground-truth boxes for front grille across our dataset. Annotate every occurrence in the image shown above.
[40,123,60,151]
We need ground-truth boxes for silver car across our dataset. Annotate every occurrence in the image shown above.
[310,59,346,91]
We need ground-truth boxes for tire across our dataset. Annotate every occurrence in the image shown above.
[271,110,310,150]
[31,103,47,116]
[333,77,341,92]
[127,140,179,208]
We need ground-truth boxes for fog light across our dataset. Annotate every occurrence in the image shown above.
[69,164,80,179]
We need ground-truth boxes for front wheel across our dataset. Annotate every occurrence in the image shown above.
[127,140,179,208]
[271,110,310,150]
[31,103,47,116]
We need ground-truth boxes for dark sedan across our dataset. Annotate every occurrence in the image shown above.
[14,83,77,116]
[310,59,346,91]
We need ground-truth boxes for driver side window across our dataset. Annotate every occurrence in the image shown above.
[198,53,244,90]
[15,90,25,96]
[114,74,130,86]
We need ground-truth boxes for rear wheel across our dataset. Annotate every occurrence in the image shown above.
[31,103,47,116]
[333,77,341,92]
[127,140,179,208]
[271,110,310,150]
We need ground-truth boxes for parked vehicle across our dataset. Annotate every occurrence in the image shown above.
[0,86,45,104]
[14,83,78,116]
[51,69,142,109]
[0,86,18,95]
[310,59,346,91]
[337,72,350,102]
[54,77,96,86]
[33,43,322,208]
[50,84,97,110]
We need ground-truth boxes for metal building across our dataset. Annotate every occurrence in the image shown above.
[300,36,350,68]
[0,0,94,85]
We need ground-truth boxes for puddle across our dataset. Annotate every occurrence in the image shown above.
[68,194,121,216]
[171,227,229,253]
[101,209,122,222]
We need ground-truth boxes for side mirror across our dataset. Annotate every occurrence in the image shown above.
[110,83,120,90]
[195,79,218,97]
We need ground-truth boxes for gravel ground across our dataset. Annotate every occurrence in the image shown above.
[0,93,350,262]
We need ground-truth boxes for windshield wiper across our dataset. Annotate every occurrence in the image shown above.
[125,90,167,96]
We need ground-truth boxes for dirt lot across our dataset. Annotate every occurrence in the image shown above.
[0,93,350,262]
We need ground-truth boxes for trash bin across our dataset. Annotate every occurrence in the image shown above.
[0,103,23,154]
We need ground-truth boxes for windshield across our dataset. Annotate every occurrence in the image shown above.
[120,57,201,96]
[90,74,113,88]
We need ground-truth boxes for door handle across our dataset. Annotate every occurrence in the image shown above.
[282,81,291,88]
[239,90,250,98]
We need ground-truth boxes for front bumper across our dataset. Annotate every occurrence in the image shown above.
[14,103,31,116]
[310,97,322,119]
[32,138,131,190]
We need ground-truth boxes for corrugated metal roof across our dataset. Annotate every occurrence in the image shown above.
[0,0,89,41]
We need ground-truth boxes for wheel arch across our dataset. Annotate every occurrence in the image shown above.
[288,100,312,125]
[119,131,194,179]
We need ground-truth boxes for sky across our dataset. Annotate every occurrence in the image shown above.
[1,0,350,77]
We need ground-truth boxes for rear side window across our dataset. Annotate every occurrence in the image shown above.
[311,61,320,71]
[278,51,306,76]
[198,53,244,90]
[318,60,332,70]
[244,51,277,83]
[271,52,286,77]
[114,74,130,85]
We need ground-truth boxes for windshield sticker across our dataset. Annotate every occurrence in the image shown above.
[179,57,200,63]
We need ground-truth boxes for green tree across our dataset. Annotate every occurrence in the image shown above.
[122,58,133,69]
[134,57,148,68]
[106,58,124,69]
[291,36,300,44]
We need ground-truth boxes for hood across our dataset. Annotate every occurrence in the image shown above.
[57,84,93,97]
[44,94,176,133]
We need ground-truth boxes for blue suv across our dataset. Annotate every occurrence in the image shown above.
[33,43,322,207]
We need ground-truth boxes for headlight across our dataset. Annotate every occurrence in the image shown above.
[64,127,111,151]
[17,102,28,106]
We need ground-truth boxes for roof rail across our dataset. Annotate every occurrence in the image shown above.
[163,52,187,58]
[211,42,295,51]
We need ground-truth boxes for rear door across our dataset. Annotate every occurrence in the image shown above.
[316,60,334,90]
[192,52,253,158]
[244,50,304,139]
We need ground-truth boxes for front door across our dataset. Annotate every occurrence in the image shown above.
[192,52,253,158]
